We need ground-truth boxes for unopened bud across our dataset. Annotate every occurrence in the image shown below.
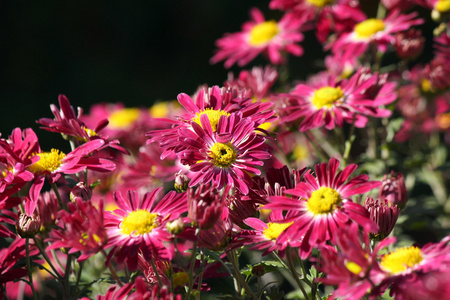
[166,218,185,235]
[252,264,266,277]
[16,212,41,238]
[70,182,93,202]
[364,197,399,241]
[394,29,424,60]
[174,172,190,192]
[379,171,407,209]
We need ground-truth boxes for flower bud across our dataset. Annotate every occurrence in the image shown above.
[364,197,399,241]
[394,29,425,60]
[16,212,41,238]
[70,182,93,202]
[174,171,190,192]
[252,264,266,277]
[166,218,185,235]
[187,184,225,230]
[379,171,407,209]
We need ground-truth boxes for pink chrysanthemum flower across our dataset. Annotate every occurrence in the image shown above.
[265,158,380,259]
[316,223,389,300]
[37,95,126,155]
[147,86,276,159]
[280,68,396,131]
[331,10,423,61]
[374,236,450,300]
[47,199,107,261]
[177,113,271,195]
[104,188,187,270]
[270,0,366,43]
[210,8,305,68]
[225,65,278,102]
[242,210,300,256]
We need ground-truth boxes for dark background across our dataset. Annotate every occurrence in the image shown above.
[0,1,287,143]
[0,1,424,146]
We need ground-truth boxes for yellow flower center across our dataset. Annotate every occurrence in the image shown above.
[421,79,432,92]
[108,108,140,128]
[79,232,103,245]
[263,222,293,240]
[149,102,169,118]
[307,187,342,215]
[76,127,98,142]
[354,19,385,39]
[121,210,158,235]
[436,0,450,12]
[172,271,190,288]
[436,112,450,130]
[306,0,334,8]
[28,149,66,173]
[293,144,308,162]
[345,261,362,275]
[380,246,423,274]
[192,109,230,131]
[249,20,279,46]
[311,86,344,109]
[210,142,237,168]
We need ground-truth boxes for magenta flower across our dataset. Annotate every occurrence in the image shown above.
[280,68,396,131]
[47,199,107,261]
[177,113,271,195]
[331,10,423,61]
[265,158,380,259]
[270,0,366,43]
[147,85,276,159]
[210,8,305,68]
[242,210,300,256]
[375,236,450,300]
[225,65,278,101]
[316,222,390,300]
[104,188,187,270]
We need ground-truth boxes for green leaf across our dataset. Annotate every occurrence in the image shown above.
[264,286,285,300]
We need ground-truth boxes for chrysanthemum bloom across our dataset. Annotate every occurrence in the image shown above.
[147,86,276,159]
[0,128,37,204]
[265,158,380,259]
[434,29,450,60]
[0,238,29,285]
[280,68,396,131]
[97,276,181,300]
[37,95,116,147]
[393,29,425,60]
[331,10,423,61]
[242,210,300,256]
[225,65,278,102]
[364,197,399,241]
[316,223,390,300]
[422,55,450,91]
[82,102,160,154]
[187,184,228,230]
[270,0,366,43]
[375,236,450,300]
[16,199,41,238]
[379,171,407,208]
[177,113,271,195]
[47,199,107,261]
[104,188,187,270]
[210,8,305,68]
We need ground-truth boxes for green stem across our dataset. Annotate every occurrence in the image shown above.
[74,260,85,298]
[286,248,309,300]
[227,251,256,300]
[304,132,329,161]
[185,241,198,300]
[25,238,39,300]
[33,237,61,279]
[51,182,67,211]
[101,250,123,287]
[63,254,73,300]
